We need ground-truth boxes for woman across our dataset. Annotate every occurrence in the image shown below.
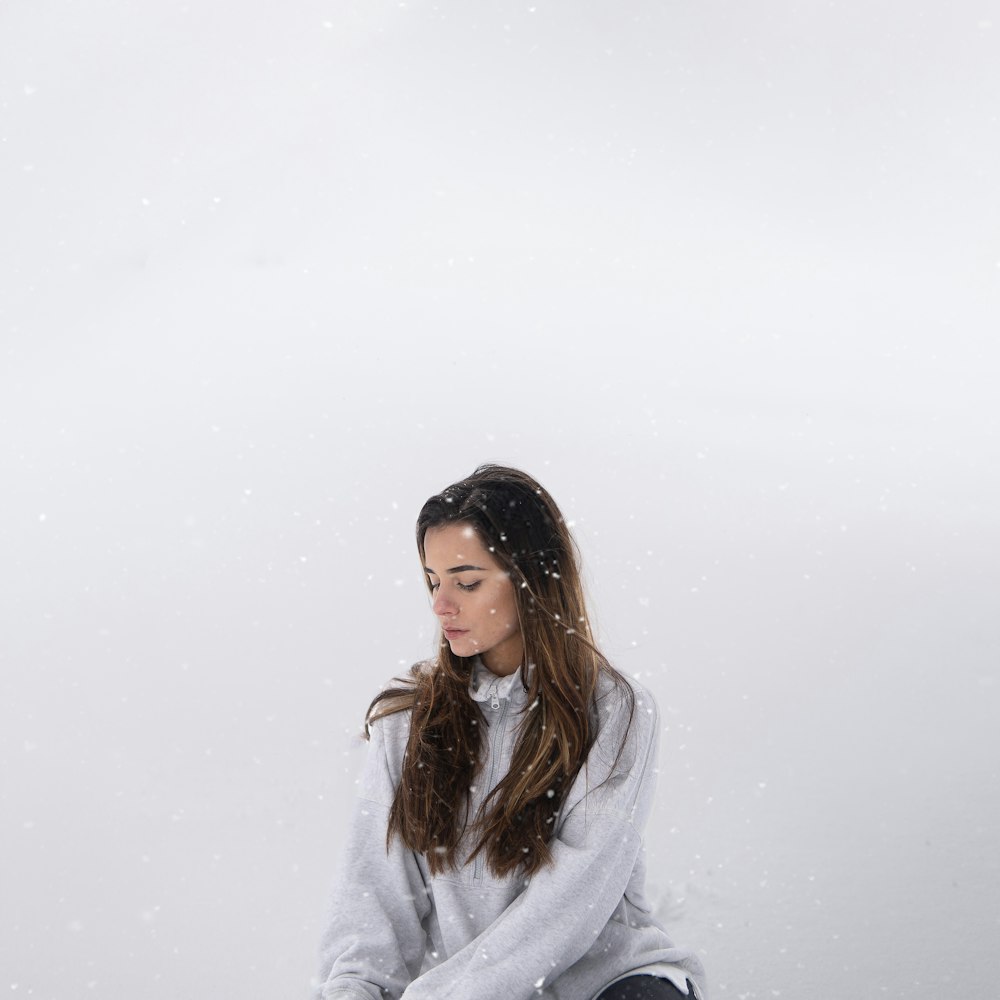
[315,465,707,1000]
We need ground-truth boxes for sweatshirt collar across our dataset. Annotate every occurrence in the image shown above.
[468,657,531,705]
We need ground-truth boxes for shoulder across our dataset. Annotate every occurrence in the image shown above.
[590,668,660,771]
[594,668,659,731]
[367,660,432,725]
[359,666,426,796]
[365,658,437,747]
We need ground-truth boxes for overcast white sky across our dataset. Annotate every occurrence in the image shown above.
[2,2,998,997]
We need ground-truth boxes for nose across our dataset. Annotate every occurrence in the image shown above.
[433,589,458,618]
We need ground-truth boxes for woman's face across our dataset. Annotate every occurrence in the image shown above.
[422,522,523,676]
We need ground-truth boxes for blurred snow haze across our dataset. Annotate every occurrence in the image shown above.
[2,1,998,997]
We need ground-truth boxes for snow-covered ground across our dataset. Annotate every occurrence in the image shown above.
[2,2,998,997]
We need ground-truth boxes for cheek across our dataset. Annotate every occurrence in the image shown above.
[491,591,519,629]
[481,576,518,629]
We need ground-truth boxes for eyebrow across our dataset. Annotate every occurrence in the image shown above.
[423,564,487,575]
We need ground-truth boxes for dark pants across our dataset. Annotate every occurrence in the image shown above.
[595,976,694,1000]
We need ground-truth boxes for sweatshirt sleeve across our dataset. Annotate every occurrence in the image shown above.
[399,682,661,1000]
[315,715,431,1000]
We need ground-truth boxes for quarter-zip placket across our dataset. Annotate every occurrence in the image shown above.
[473,687,510,883]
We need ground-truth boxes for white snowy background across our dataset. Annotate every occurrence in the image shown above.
[2,1,998,997]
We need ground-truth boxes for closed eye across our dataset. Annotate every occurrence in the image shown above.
[427,579,482,592]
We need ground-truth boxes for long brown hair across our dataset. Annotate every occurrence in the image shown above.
[367,464,634,878]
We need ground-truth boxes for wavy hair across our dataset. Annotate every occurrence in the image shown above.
[366,464,634,878]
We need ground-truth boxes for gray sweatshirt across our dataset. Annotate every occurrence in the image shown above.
[315,660,707,1000]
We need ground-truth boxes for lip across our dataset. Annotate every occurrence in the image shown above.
[442,627,468,639]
